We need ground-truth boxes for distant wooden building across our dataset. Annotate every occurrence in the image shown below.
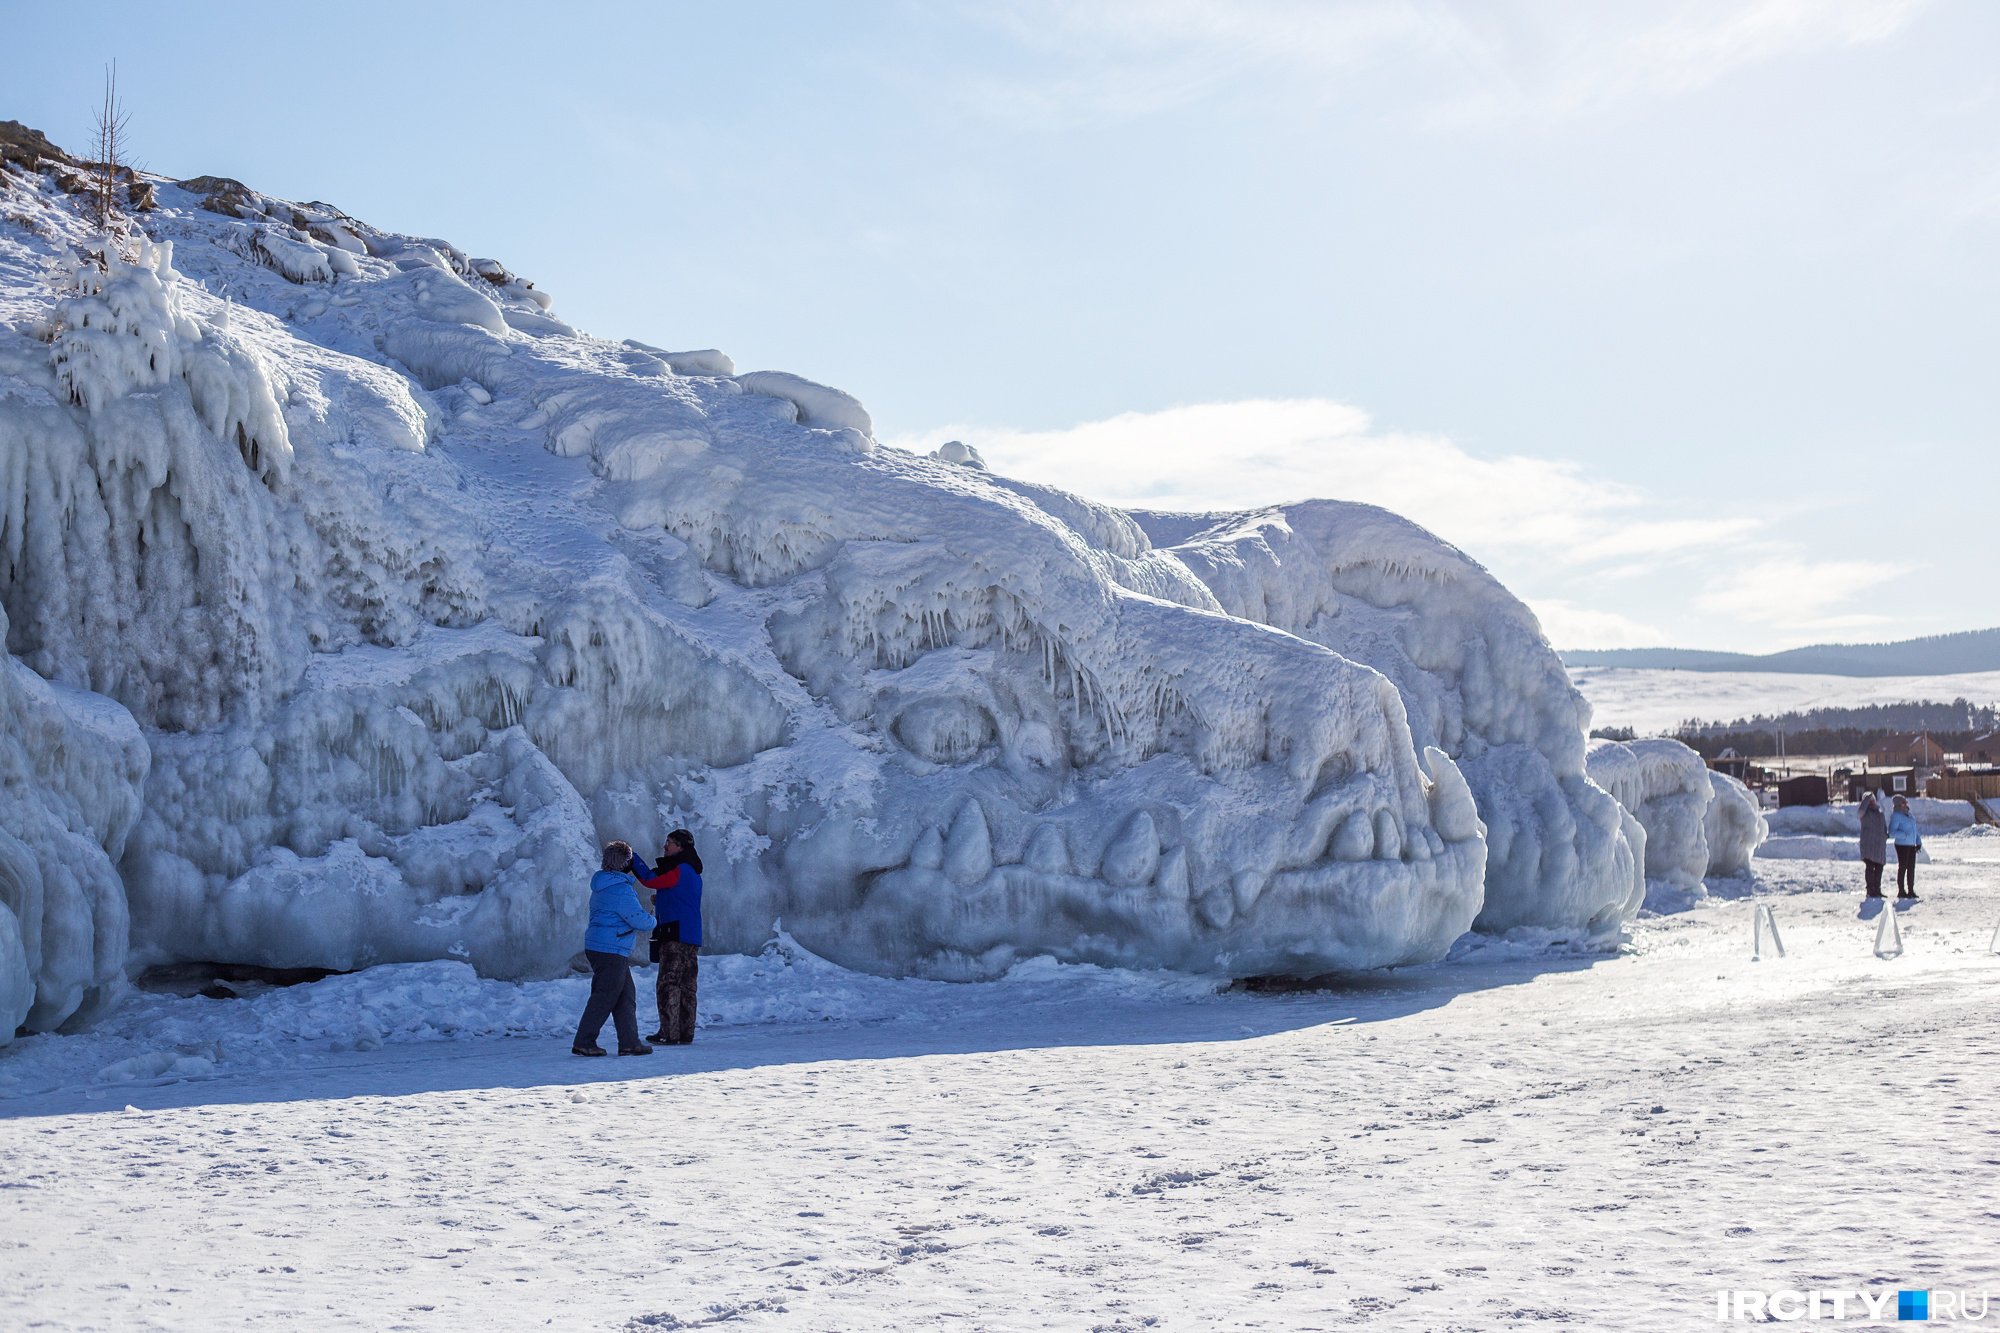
[1707,753,1754,782]
[1778,774,1829,808]
[1967,732,2000,765]
[1850,768,1920,801]
[1866,732,1946,767]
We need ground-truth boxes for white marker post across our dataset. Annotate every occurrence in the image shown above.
[1751,902,1785,961]
[1874,903,1904,960]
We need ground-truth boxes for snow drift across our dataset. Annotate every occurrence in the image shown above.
[0,134,1645,1016]
[1764,797,1975,838]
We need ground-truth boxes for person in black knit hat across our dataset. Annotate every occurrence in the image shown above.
[632,830,704,1044]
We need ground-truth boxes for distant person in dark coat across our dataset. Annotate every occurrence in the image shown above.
[1858,793,1887,898]
[1888,795,1922,900]
[572,841,656,1057]
[633,830,704,1045]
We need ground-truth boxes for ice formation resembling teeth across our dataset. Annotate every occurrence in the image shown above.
[0,135,1663,1031]
[1137,503,1646,935]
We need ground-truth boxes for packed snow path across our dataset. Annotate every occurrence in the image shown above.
[5,855,1996,1331]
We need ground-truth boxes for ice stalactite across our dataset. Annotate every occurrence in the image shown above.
[0,604,149,1039]
[6,237,316,730]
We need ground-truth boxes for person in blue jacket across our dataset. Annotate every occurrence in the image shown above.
[572,841,656,1057]
[633,830,704,1045]
[1888,795,1922,901]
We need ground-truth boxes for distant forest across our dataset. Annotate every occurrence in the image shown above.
[1669,698,2000,759]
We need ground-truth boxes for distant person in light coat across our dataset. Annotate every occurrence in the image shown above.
[1888,795,1922,900]
[1857,792,1887,898]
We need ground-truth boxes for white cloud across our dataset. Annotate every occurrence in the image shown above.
[1524,599,1664,650]
[1434,0,1930,116]
[950,0,1932,125]
[890,397,1726,564]
[887,397,1926,652]
[1694,556,1920,628]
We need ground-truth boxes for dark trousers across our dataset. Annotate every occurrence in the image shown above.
[1863,859,1884,895]
[576,950,641,1050]
[1895,845,1918,896]
[653,942,699,1044]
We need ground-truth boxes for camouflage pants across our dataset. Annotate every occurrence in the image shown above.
[653,942,699,1044]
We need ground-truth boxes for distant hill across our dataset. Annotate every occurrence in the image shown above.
[1561,627,2000,677]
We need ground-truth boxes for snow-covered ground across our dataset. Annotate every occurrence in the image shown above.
[1569,666,2000,736]
[5,832,1996,1331]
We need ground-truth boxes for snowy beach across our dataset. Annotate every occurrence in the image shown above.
[5,8,1997,1326]
[6,835,1997,1331]
[1569,667,2000,738]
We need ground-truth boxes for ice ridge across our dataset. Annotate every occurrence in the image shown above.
[0,136,1650,1035]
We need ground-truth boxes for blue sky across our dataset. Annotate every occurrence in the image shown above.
[6,0,1994,651]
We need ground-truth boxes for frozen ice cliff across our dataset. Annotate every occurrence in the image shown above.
[0,128,1646,1026]
[1135,505,1645,935]
[0,607,148,1037]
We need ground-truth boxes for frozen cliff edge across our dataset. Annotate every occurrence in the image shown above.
[1,138,1642,1025]
[0,604,147,1038]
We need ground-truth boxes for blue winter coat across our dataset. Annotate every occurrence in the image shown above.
[1888,810,1922,847]
[636,858,704,947]
[583,870,656,955]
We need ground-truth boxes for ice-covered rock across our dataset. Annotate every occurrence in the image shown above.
[735,370,873,443]
[1132,502,1645,936]
[1703,769,1765,877]
[0,605,149,1038]
[932,440,988,470]
[0,144,1659,1004]
[623,340,735,378]
[1585,737,1713,895]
